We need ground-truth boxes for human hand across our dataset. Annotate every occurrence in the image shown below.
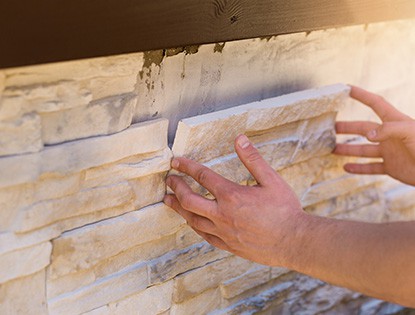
[334,86,415,186]
[164,135,305,267]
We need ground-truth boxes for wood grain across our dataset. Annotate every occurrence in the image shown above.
[0,0,414,69]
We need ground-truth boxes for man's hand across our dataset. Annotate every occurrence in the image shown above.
[164,134,305,266]
[334,86,415,185]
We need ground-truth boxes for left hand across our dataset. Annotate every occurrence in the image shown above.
[164,134,306,266]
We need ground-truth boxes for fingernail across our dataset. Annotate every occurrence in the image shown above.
[171,159,180,169]
[237,135,250,149]
[367,129,377,140]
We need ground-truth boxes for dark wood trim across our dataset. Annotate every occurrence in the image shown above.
[1,0,414,69]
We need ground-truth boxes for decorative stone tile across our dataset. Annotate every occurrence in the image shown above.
[172,85,349,196]
[82,147,172,189]
[0,113,43,156]
[220,265,271,300]
[48,263,148,315]
[215,282,293,315]
[173,256,253,303]
[300,174,383,208]
[14,182,134,233]
[173,84,349,163]
[105,281,174,315]
[50,203,184,280]
[0,118,169,188]
[0,242,51,283]
[170,288,222,315]
[41,93,136,145]
[0,270,48,315]
[148,242,231,285]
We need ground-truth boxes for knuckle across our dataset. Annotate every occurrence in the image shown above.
[180,194,194,210]
[246,151,262,164]
[195,168,210,184]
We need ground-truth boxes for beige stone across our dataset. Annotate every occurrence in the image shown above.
[128,172,167,209]
[0,183,34,232]
[14,182,134,233]
[175,224,205,248]
[0,270,48,315]
[300,174,383,208]
[35,172,82,202]
[41,93,136,145]
[334,202,385,223]
[220,265,271,300]
[0,242,51,283]
[0,113,43,156]
[217,282,293,315]
[0,119,169,188]
[148,241,231,285]
[4,53,142,87]
[50,203,184,280]
[47,233,177,299]
[106,281,174,315]
[48,263,148,315]
[305,185,382,218]
[172,84,349,163]
[170,288,222,315]
[173,256,253,303]
[0,95,22,120]
[83,147,172,189]
[386,185,415,213]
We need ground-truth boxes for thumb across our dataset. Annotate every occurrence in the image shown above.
[367,121,413,142]
[234,134,278,186]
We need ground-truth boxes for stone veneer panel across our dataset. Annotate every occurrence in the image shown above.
[172,84,350,204]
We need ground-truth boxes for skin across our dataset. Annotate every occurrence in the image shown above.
[164,86,415,307]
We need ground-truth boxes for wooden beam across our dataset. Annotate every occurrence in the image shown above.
[1,0,414,69]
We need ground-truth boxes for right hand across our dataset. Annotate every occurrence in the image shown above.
[334,86,415,186]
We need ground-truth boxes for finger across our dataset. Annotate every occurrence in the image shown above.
[193,228,231,252]
[350,86,408,122]
[234,134,278,187]
[166,176,217,218]
[164,195,217,234]
[367,121,415,143]
[171,157,234,197]
[344,163,385,175]
[333,144,381,158]
[335,121,380,136]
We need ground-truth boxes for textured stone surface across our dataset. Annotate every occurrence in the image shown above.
[0,270,48,315]
[14,182,134,233]
[50,203,184,280]
[0,242,51,283]
[48,263,148,315]
[0,118,168,188]
[41,93,136,144]
[173,256,253,303]
[215,282,293,315]
[172,84,349,163]
[86,281,174,315]
[170,288,222,315]
[148,242,230,285]
[220,265,271,300]
[0,113,42,156]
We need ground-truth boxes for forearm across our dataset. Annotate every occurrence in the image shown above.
[283,213,415,307]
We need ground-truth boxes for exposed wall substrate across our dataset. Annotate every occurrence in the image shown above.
[0,20,414,314]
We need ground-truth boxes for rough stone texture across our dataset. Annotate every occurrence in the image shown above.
[0,118,169,188]
[0,113,43,156]
[173,256,253,303]
[148,242,231,285]
[41,93,136,145]
[48,263,148,315]
[0,270,48,315]
[170,288,223,315]
[172,84,349,163]
[0,242,51,283]
[50,203,184,280]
